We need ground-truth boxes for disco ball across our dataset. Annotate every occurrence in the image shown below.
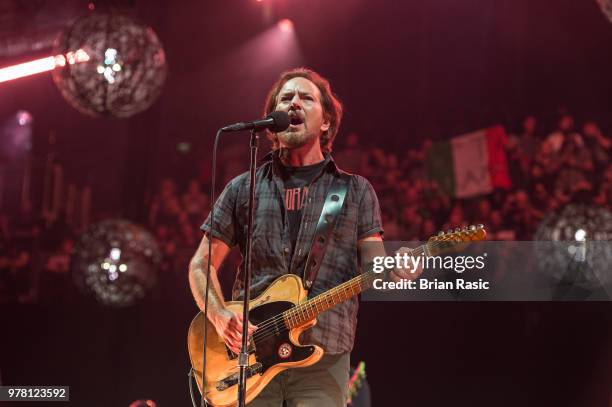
[71,219,161,306]
[534,203,612,241]
[52,12,167,118]
[597,0,612,23]
[534,204,612,298]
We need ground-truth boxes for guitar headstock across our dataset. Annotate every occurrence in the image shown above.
[426,224,486,256]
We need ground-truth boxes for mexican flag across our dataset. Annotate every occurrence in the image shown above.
[426,126,511,198]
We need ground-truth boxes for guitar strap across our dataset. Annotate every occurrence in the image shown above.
[302,173,350,290]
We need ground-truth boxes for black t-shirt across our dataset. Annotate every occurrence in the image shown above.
[279,159,327,257]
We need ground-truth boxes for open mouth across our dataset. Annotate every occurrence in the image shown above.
[289,115,304,126]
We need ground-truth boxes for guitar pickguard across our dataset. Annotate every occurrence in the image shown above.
[244,301,316,373]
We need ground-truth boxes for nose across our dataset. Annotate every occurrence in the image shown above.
[290,95,302,110]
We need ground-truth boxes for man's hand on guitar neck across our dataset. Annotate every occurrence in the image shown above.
[358,235,423,281]
[390,246,424,282]
[211,308,258,354]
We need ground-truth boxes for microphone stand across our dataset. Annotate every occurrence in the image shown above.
[237,128,258,407]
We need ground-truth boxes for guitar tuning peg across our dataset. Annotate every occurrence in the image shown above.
[469,225,476,231]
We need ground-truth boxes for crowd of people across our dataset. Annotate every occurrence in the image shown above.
[334,113,612,242]
[1,112,610,303]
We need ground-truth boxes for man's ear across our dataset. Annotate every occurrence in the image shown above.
[320,119,331,133]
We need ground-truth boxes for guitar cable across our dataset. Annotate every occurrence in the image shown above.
[193,128,223,407]
[188,368,198,407]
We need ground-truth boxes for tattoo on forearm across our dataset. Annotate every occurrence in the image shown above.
[189,253,225,315]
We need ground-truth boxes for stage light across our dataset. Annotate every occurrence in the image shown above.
[16,110,33,126]
[129,400,157,407]
[110,247,121,260]
[278,19,294,33]
[597,0,612,23]
[0,49,89,84]
[0,57,55,83]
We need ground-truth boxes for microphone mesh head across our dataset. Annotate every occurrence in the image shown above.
[268,111,290,132]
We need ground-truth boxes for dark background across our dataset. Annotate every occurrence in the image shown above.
[2,0,612,216]
[1,0,612,406]
[2,301,611,406]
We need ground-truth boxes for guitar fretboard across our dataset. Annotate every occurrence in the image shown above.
[282,244,428,329]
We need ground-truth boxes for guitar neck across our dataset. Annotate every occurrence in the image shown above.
[282,243,428,329]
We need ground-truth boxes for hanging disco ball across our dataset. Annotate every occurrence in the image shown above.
[534,204,612,298]
[71,219,161,306]
[534,203,612,241]
[597,0,612,23]
[52,12,167,118]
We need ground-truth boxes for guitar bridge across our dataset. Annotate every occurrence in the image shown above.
[225,338,256,360]
[216,362,263,391]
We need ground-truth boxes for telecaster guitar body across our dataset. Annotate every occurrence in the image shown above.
[188,225,486,406]
[188,274,323,407]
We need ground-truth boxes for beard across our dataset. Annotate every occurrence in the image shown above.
[276,126,316,149]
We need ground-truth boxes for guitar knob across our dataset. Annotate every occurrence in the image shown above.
[469,225,476,231]
[438,231,445,236]
[477,224,484,229]
[455,227,461,233]
[447,229,453,234]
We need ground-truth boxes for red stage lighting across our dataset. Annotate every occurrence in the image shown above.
[278,19,294,33]
[0,49,89,84]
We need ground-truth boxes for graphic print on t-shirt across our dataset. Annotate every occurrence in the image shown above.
[279,159,327,260]
[285,186,309,211]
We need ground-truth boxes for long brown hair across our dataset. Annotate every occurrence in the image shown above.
[263,68,343,153]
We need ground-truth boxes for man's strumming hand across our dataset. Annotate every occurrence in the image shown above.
[211,308,258,354]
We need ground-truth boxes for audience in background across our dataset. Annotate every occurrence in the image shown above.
[1,111,610,302]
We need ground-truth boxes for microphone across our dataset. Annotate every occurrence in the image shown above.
[221,111,290,133]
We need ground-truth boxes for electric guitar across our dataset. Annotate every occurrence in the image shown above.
[187,225,486,406]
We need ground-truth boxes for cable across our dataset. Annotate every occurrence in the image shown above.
[193,128,223,407]
[188,369,198,407]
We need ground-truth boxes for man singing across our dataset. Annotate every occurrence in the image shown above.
[189,68,384,406]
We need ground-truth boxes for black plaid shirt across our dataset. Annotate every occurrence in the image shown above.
[201,151,383,354]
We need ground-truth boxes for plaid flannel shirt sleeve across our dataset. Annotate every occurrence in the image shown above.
[356,175,384,240]
[200,177,241,247]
